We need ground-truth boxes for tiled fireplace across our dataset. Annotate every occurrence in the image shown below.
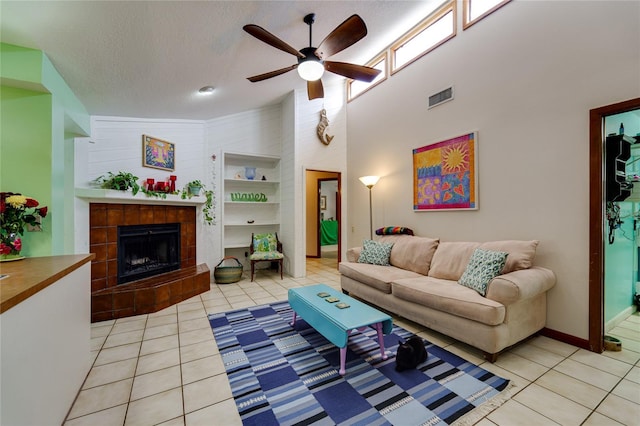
[89,203,209,322]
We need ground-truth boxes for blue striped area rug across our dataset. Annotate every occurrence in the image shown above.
[208,301,511,426]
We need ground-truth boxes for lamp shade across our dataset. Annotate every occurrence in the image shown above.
[297,59,325,81]
[359,176,380,188]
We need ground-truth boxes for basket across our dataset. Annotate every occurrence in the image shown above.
[214,256,243,284]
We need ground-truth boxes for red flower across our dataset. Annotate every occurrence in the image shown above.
[0,243,10,255]
[0,192,48,241]
[25,198,39,208]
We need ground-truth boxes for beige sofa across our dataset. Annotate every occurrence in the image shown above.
[339,235,556,361]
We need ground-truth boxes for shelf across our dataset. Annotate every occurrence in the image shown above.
[224,201,279,205]
[222,151,281,256]
[224,152,280,166]
[75,188,205,206]
[224,222,280,227]
[224,243,250,249]
[224,178,279,185]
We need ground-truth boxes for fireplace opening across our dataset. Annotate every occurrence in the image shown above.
[117,223,181,284]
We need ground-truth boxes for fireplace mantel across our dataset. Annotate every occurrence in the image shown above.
[76,188,206,206]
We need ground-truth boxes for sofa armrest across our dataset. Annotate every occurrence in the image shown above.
[346,247,362,263]
[485,266,556,305]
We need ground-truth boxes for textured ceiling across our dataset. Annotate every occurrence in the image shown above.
[1,1,442,120]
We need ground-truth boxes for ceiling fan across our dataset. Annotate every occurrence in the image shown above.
[243,13,382,100]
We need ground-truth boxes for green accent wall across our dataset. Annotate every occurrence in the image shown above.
[1,86,53,256]
[1,43,90,256]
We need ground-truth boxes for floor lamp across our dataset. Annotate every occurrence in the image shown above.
[359,176,380,240]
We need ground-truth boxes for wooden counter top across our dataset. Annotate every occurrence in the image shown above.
[0,254,94,314]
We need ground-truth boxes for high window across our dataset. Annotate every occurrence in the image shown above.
[463,0,512,30]
[391,1,456,74]
[347,53,387,102]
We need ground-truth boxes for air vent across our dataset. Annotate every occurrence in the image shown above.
[428,86,453,109]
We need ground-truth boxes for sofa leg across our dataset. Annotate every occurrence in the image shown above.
[484,352,498,363]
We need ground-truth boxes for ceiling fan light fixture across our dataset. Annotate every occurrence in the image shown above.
[297,58,324,81]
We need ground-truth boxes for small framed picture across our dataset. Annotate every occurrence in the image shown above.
[143,134,175,171]
[320,195,327,210]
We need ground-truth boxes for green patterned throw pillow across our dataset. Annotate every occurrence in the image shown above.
[358,239,394,266]
[458,248,508,296]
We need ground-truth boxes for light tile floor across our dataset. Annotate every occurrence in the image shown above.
[66,258,640,425]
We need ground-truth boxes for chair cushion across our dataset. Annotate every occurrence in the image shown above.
[249,252,284,260]
[253,233,278,252]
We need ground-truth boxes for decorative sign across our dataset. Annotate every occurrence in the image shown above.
[413,132,478,211]
[142,134,175,171]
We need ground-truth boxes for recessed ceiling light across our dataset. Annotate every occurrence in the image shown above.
[198,86,215,95]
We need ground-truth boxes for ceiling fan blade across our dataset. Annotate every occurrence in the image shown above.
[315,15,367,59]
[307,79,324,100]
[324,61,381,82]
[243,24,305,58]
[247,65,297,82]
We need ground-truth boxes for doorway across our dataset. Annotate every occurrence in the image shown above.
[589,97,640,353]
[305,170,341,266]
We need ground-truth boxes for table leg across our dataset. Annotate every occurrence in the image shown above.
[290,311,297,327]
[338,329,355,375]
[374,322,388,360]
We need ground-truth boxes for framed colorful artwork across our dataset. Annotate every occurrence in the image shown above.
[142,134,175,171]
[413,132,478,211]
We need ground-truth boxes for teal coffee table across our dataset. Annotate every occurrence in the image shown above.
[288,284,393,375]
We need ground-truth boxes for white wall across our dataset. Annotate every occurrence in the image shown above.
[346,0,640,340]
[294,81,348,276]
[206,104,283,270]
[76,116,212,266]
[76,92,348,279]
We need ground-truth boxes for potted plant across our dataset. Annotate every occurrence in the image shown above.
[181,180,215,225]
[187,180,203,196]
[94,171,140,195]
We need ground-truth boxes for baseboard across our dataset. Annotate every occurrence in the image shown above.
[605,305,638,333]
[540,327,590,351]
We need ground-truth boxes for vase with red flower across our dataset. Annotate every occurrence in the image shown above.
[0,192,49,261]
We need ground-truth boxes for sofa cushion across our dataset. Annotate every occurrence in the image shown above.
[379,235,439,275]
[392,277,506,326]
[458,248,508,296]
[339,262,423,293]
[358,239,394,266]
[428,241,481,280]
[479,240,539,273]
